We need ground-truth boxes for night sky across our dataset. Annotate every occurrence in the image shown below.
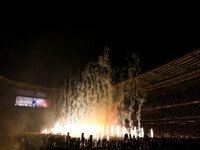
[0,12,199,87]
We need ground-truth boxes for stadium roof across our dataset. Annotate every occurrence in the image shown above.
[0,75,57,92]
[116,48,200,92]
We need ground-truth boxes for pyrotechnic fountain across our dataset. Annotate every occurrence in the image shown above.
[42,47,146,140]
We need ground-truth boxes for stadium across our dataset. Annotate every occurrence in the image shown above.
[0,49,200,149]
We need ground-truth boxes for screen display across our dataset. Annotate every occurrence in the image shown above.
[15,96,49,108]
[35,98,48,107]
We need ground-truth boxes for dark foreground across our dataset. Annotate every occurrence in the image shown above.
[0,133,200,150]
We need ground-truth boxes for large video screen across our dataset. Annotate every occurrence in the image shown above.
[15,96,49,108]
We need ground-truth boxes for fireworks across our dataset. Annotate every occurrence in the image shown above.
[42,49,146,141]
[41,122,151,140]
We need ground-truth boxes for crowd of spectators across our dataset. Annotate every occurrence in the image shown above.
[141,87,200,137]
[142,103,200,121]
[0,133,200,150]
[159,87,200,105]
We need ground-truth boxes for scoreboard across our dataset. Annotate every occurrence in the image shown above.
[15,96,49,108]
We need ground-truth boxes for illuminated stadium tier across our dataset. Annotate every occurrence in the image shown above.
[142,84,200,137]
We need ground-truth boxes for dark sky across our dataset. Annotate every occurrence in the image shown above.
[0,12,199,87]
